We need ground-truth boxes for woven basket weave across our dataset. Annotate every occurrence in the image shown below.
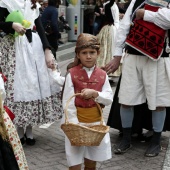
[61,93,110,146]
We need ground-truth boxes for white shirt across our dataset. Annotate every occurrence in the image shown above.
[114,0,170,56]
[50,70,65,87]
[111,2,120,29]
[61,66,113,124]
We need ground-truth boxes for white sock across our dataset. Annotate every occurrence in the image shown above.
[25,125,33,139]
[17,126,24,139]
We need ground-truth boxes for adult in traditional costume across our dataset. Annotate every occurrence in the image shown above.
[0,73,28,170]
[96,0,121,77]
[107,77,170,139]
[0,0,63,145]
[104,0,170,157]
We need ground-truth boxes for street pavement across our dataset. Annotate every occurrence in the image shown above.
[23,43,170,170]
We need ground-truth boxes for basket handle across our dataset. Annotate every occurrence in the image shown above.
[64,93,104,125]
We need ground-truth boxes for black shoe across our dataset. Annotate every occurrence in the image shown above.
[24,134,36,146]
[145,143,161,157]
[114,140,132,154]
[114,127,132,154]
[144,131,161,157]
[20,137,25,145]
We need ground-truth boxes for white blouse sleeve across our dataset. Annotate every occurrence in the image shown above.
[113,0,135,56]
[144,8,170,30]
[62,73,79,124]
[111,2,119,29]
[50,70,65,87]
[95,75,113,106]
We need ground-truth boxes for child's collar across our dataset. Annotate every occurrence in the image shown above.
[83,66,95,71]
[79,64,96,71]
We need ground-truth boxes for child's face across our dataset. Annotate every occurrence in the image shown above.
[77,48,99,68]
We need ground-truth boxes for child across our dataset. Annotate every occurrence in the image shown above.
[0,72,28,170]
[53,33,113,170]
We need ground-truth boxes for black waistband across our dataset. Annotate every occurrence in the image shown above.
[126,45,169,58]
[25,29,32,43]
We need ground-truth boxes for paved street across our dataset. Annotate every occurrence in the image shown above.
[23,44,170,170]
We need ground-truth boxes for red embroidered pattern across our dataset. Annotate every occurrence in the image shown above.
[125,4,166,60]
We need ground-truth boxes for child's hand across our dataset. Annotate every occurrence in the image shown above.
[52,63,57,71]
[81,89,98,100]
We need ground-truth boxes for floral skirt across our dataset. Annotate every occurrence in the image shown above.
[0,35,63,128]
[1,111,29,170]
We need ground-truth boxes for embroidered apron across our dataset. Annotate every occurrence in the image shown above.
[126,0,169,60]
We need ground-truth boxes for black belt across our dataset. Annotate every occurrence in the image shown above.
[25,29,32,43]
[126,45,169,58]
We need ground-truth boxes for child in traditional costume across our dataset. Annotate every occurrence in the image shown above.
[52,33,113,170]
[0,72,28,170]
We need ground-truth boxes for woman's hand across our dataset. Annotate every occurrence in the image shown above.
[12,22,26,35]
[104,56,121,74]
[45,49,55,69]
[81,89,98,100]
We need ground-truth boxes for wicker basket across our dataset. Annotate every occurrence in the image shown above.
[61,93,110,146]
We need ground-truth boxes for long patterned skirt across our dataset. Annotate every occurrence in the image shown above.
[0,35,63,128]
[0,111,29,170]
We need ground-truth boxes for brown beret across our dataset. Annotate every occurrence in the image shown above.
[75,33,100,53]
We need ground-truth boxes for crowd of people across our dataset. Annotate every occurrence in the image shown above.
[0,0,170,169]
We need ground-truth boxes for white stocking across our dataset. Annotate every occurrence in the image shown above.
[25,125,33,139]
[17,126,24,139]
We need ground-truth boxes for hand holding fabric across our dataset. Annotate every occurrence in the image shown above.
[12,22,26,35]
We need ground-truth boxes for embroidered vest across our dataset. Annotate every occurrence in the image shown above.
[125,0,169,61]
[69,65,106,108]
